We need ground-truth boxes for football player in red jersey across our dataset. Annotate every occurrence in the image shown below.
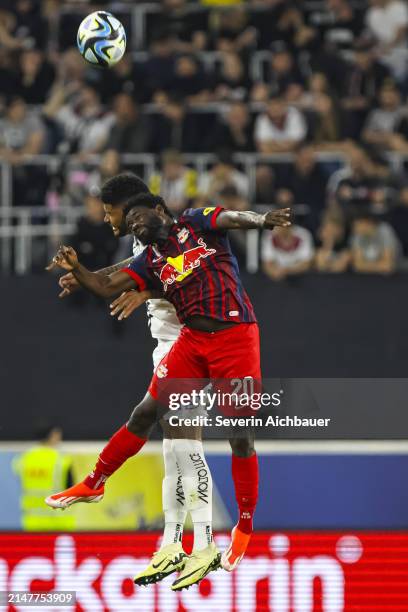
[46,190,291,589]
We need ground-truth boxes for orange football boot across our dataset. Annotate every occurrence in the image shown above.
[45,482,104,509]
[221,526,252,571]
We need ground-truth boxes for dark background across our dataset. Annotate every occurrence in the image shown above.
[2,273,407,440]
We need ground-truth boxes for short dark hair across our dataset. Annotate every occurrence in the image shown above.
[100,173,149,206]
[268,94,283,104]
[125,192,173,217]
[219,185,240,198]
[353,209,378,223]
[35,423,60,442]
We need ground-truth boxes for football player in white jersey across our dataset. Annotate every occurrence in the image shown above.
[57,175,216,587]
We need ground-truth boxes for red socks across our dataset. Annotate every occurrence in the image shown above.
[232,452,259,534]
[84,425,146,489]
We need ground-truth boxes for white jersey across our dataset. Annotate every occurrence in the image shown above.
[132,238,181,343]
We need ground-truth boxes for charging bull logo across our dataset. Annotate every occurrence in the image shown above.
[159,237,216,291]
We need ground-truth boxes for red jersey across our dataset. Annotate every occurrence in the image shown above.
[121,206,257,325]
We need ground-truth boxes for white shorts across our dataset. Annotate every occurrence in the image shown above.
[152,338,176,370]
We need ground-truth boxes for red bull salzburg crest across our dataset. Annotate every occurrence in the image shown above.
[157,237,216,291]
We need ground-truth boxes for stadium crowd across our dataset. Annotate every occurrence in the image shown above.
[1,0,408,278]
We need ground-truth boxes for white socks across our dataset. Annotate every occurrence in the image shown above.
[161,438,187,547]
[171,438,213,551]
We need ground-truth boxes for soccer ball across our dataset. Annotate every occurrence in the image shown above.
[77,11,126,68]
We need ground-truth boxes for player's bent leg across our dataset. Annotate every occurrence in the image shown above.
[221,435,259,572]
[204,323,261,571]
[45,482,105,509]
[171,438,220,589]
[45,393,159,510]
[127,391,162,437]
[160,436,187,546]
[172,438,214,551]
[134,436,188,585]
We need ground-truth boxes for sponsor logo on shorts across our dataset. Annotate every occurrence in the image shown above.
[156,364,168,378]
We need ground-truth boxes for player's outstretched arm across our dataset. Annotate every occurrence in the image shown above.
[47,246,137,298]
[215,208,292,231]
[57,258,134,298]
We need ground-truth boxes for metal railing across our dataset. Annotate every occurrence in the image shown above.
[0,204,260,276]
[1,149,406,275]
[0,206,83,275]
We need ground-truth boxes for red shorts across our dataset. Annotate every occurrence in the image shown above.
[149,322,261,405]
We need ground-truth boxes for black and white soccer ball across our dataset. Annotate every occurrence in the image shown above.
[77,11,126,68]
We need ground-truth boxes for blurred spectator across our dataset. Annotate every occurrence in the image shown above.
[249,0,298,51]
[149,97,200,152]
[55,48,87,91]
[218,184,247,211]
[328,146,395,217]
[315,212,351,273]
[279,4,319,53]
[71,192,118,270]
[209,6,257,53]
[252,41,304,102]
[275,144,328,231]
[152,0,208,53]
[340,39,390,140]
[254,95,307,153]
[255,164,276,204]
[0,50,18,111]
[0,96,46,206]
[0,9,23,51]
[149,150,198,214]
[0,0,48,51]
[389,185,408,257]
[0,97,44,162]
[218,185,249,262]
[362,84,408,152]
[365,0,408,81]
[350,212,401,274]
[201,0,243,5]
[170,54,212,104]
[85,149,122,201]
[209,102,254,152]
[261,224,315,281]
[17,49,55,104]
[13,424,74,531]
[92,55,148,105]
[190,194,212,209]
[298,73,340,145]
[213,52,251,102]
[65,150,122,208]
[310,0,364,52]
[198,150,249,199]
[144,33,177,102]
[108,94,150,154]
[44,82,114,157]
